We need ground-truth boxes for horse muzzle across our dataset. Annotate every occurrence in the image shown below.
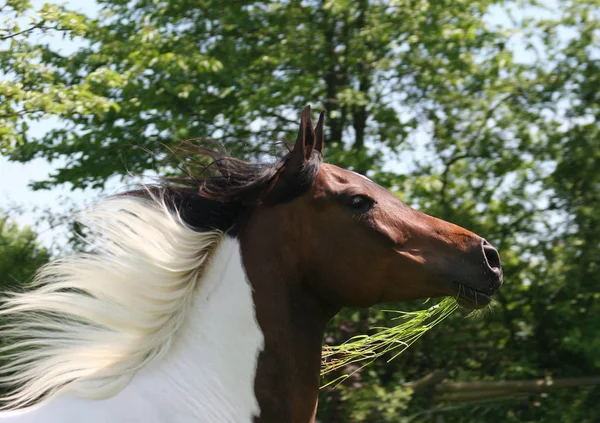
[451,239,503,309]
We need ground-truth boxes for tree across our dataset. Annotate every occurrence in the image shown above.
[3,0,600,421]
[0,0,115,153]
[5,0,525,189]
[0,212,49,291]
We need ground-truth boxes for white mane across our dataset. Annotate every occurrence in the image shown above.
[0,192,222,410]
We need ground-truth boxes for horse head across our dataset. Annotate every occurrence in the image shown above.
[242,106,502,312]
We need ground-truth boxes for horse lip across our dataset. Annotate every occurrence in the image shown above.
[451,281,495,310]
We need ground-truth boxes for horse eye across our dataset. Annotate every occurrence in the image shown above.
[346,195,374,213]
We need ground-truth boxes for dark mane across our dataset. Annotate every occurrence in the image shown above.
[126,142,322,233]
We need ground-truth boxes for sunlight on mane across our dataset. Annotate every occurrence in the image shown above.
[0,191,222,410]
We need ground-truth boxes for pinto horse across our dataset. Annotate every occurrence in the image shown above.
[0,106,503,422]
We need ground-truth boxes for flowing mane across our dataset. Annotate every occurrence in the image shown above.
[0,144,322,410]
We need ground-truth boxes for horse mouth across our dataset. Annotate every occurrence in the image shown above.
[452,282,493,310]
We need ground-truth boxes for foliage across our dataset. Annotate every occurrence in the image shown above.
[3,0,600,421]
[0,212,49,291]
[0,0,115,154]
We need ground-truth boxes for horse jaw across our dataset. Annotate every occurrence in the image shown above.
[0,236,264,423]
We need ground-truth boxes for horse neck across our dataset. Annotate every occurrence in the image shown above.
[112,231,331,423]
[124,235,265,421]
[240,222,338,423]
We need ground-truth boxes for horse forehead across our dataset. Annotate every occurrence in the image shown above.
[316,164,380,193]
[350,171,372,182]
[318,164,367,184]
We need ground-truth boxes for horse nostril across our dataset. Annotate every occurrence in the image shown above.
[482,240,501,271]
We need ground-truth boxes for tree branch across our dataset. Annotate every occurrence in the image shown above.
[0,110,35,119]
[439,153,470,212]
[1,22,44,41]
[405,370,449,391]
[407,372,600,407]
[438,92,517,211]
[437,376,600,403]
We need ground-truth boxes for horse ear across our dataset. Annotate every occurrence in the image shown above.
[288,105,315,170]
[314,110,325,154]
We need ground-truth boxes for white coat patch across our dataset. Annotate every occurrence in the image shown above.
[0,196,264,422]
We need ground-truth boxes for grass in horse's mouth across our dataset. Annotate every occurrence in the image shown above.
[320,297,459,387]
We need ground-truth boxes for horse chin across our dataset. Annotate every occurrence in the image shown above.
[455,295,492,310]
[452,283,494,310]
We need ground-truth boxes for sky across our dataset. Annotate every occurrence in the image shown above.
[0,0,557,250]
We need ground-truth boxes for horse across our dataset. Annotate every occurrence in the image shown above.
[0,106,503,423]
